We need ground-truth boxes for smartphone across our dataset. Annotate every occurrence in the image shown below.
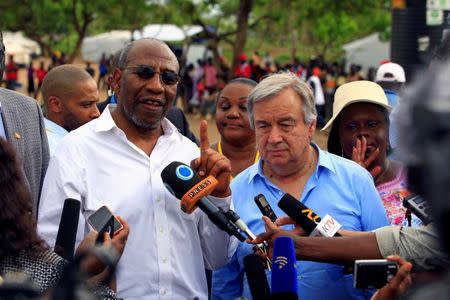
[354,259,398,289]
[87,205,123,236]
[254,194,278,223]
[402,194,431,225]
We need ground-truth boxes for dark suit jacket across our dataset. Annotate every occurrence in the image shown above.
[0,88,49,218]
[98,98,199,145]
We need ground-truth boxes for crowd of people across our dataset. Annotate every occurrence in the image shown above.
[0,27,449,300]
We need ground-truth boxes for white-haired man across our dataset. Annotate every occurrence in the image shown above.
[212,72,389,299]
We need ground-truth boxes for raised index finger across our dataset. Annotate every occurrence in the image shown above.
[199,120,210,153]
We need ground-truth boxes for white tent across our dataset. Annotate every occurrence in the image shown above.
[81,30,132,62]
[342,33,390,73]
[3,32,40,65]
[133,24,203,41]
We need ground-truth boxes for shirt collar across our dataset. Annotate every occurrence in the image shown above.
[95,104,178,137]
[44,118,69,136]
[246,143,336,184]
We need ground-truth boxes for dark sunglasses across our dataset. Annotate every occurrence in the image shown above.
[126,65,180,85]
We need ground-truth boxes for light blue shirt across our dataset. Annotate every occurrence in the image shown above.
[44,118,68,156]
[385,90,400,159]
[212,145,389,300]
[0,102,7,139]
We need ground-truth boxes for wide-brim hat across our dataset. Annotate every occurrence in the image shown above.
[321,80,391,131]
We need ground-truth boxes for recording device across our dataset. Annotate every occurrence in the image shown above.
[271,236,298,299]
[402,194,432,225]
[161,161,252,242]
[278,193,342,237]
[55,199,81,260]
[87,206,123,239]
[353,259,398,289]
[255,194,278,222]
[244,254,271,300]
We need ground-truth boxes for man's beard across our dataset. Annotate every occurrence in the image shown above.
[124,102,165,131]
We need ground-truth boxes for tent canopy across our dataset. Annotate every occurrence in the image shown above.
[342,33,390,73]
[81,30,132,63]
[133,24,203,41]
[3,31,40,65]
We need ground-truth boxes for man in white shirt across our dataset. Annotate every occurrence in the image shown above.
[41,64,100,155]
[37,38,235,299]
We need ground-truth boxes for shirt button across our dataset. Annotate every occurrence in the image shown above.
[161,289,167,295]
[160,227,164,233]
[156,198,161,203]
[162,257,167,263]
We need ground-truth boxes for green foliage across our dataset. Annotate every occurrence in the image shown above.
[0,0,391,62]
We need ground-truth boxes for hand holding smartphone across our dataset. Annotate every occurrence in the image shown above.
[87,206,124,239]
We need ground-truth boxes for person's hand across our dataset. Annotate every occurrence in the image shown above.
[250,216,304,259]
[191,120,231,198]
[110,216,129,258]
[371,255,413,300]
[351,137,382,178]
[76,216,130,276]
[76,231,110,276]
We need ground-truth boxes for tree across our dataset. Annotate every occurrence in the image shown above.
[0,0,153,62]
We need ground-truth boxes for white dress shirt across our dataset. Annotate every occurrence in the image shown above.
[38,105,235,299]
[44,118,68,156]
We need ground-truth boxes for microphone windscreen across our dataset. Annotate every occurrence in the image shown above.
[278,193,320,233]
[244,254,271,300]
[271,236,298,298]
[161,161,202,199]
[55,198,80,260]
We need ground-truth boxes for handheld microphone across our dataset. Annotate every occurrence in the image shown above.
[271,236,298,299]
[161,161,246,241]
[278,193,341,237]
[55,198,81,260]
[244,254,271,300]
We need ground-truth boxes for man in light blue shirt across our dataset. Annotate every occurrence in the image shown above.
[375,62,406,158]
[212,72,389,299]
[41,64,100,155]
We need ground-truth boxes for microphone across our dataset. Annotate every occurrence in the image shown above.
[278,193,342,237]
[271,236,298,299]
[244,254,271,300]
[161,161,246,241]
[55,199,81,260]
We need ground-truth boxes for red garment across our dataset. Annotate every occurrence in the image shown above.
[234,63,251,78]
[204,64,217,88]
[5,63,18,81]
[36,68,47,83]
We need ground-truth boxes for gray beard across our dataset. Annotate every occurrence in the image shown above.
[124,104,161,131]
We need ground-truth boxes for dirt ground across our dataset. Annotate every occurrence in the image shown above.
[12,60,329,150]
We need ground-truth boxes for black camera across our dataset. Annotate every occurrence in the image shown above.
[403,194,432,225]
[353,259,398,289]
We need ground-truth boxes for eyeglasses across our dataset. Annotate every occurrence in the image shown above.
[125,65,180,85]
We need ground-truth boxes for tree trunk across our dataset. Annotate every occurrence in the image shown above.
[229,0,253,81]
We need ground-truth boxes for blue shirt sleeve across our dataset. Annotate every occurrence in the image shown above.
[211,245,244,300]
[358,171,390,231]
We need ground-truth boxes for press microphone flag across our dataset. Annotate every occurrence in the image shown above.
[161,161,247,241]
[278,193,341,237]
[271,236,298,299]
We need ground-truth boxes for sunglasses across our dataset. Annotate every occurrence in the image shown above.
[126,65,180,85]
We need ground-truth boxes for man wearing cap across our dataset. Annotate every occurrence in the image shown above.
[212,72,388,299]
[375,62,406,156]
